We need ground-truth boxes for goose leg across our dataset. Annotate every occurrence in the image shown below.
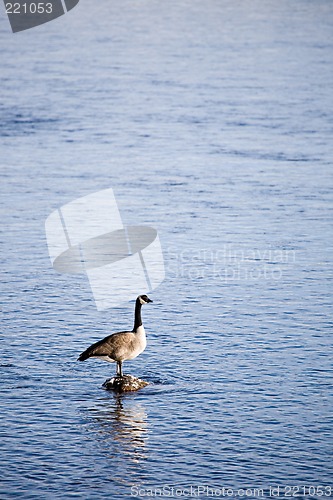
[116,361,123,378]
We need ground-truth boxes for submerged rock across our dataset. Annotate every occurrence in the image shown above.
[102,374,149,393]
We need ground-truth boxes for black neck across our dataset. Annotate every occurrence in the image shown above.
[133,298,142,332]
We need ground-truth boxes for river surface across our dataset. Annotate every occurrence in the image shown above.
[0,1,332,498]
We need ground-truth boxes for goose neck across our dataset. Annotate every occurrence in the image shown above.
[133,299,143,332]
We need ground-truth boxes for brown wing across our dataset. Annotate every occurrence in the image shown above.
[78,331,134,361]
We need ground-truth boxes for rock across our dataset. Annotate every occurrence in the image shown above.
[102,374,149,393]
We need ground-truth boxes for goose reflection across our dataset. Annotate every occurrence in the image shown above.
[88,396,148,463]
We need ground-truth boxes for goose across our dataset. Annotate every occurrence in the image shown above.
[77,294,153,377]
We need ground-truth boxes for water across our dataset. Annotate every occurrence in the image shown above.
[1,1,332,498]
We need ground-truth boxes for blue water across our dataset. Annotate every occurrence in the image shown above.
[1,1,332,498]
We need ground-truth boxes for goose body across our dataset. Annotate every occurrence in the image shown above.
[78,295,152,377]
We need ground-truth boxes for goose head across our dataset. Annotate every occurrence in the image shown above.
[138,294,153,305]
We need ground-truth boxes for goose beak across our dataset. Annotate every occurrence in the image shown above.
[147,298,153,303]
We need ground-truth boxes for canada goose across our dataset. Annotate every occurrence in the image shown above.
[77,294,153,377]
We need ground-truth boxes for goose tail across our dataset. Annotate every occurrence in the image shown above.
[77,349,90,362]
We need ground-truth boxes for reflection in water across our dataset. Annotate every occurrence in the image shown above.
[88,396,149,465]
